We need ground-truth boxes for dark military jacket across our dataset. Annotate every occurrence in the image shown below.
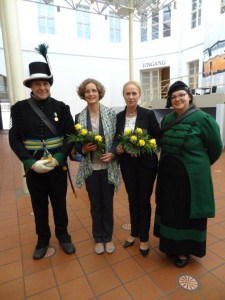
[9,95,75,170]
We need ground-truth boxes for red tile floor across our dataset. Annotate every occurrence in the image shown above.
[0,130,225,299]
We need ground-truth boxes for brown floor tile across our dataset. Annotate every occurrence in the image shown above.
[0,261,23,284]
[59,276,94,299]
[21,243,37,260]
[98,285,131,299]
[1,133,225,299]
[87,267,121,295]
[206,232,219,246]
[134,249,168,272]
[194,249,225,270]
[79,252,109,274]
[114,207,130,218]
[0,226,19,240]
[198,273,225,299]
[208,240,225,259]
[207,224,225,240]
[75,239,95,258]
[0,278,25,300]
[78,215,93,228]
[70,228,91,244]
[125,275,164,299]
[19,222,35,234]
[49,247,77,267]
[25,269,56,297]
[23,256,51,276]
[27,287,61,300]
[211,264,225,283]
[167,288,205,299]
[53,259,84,285]
[0,234,20,252]
[104,244,131,265]
[0,246,21,266]
[112,257,145,283]
[0,217,18,229]
[20,230,37,246]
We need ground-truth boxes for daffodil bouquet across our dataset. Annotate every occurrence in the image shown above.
[66,123,105,156]
[118,127,157,156]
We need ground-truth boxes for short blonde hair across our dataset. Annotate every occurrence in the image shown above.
[122,80,142,96]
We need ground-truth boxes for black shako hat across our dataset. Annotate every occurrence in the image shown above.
[23,44,53,88]
[166,81,190,108]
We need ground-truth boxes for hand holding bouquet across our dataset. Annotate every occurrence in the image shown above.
[66,123,105,156]
[117,127,157,156]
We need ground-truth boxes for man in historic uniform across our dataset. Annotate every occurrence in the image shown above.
[9,44,75,259]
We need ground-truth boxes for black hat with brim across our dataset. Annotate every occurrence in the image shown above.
[23,61,53,88]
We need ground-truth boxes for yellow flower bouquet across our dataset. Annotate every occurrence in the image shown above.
[118,127,158,156]
[66,123,105,156]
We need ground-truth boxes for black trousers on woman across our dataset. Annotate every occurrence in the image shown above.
[120,157,157,242]
[26,167,71,248]
[85,169,115,243]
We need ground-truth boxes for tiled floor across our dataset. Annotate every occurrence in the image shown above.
[0,130,225,300]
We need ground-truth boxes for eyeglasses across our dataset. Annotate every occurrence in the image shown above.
[170,93,187,101]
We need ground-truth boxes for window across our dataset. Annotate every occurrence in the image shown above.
[141,12,147,42]
[191,0,202,28]
[37,0,55,34]
[221,0,225,13]
[76,5,90,39]
[152,13,159,40]
[109,11,121,43]
[189,60,199,89]
[163,6,171,37]
[0,75,7,93]
[141,70,160,105]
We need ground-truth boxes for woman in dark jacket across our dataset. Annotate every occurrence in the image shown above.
[114,80,160,257]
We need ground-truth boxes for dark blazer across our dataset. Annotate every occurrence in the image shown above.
[114,105,161,168]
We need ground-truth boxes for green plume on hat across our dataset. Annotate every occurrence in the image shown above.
[35,43,49,63]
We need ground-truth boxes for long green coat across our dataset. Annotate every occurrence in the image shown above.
[160,106,223,218]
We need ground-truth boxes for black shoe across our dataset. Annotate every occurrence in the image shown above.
[60,242,76,254]
[33,247,48,260]
[123,240,135,248]
[175,255,190,268]
[140,248,149,257]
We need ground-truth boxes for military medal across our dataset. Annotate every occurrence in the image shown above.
[54,112,59,122]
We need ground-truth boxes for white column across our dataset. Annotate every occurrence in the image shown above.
[0,1,14,105]
[0,0,28,193]
[129,0,133,80]
[1,0,26,105]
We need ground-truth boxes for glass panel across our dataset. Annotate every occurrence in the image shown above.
[152,13,159,40]
[163,6,171,37]
[109,11,121,43]
[76,5,90,39]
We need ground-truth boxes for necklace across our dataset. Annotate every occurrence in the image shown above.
[126,110,137,116]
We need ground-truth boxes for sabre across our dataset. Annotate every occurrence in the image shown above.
[65,162,77,198]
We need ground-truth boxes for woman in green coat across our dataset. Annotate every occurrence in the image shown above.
[154,81,223,268]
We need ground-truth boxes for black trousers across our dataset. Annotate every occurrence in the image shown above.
[120,158,157,242]
[26,167,71,248]
[85,169,115,243]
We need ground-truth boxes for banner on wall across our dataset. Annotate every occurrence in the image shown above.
[203,40,225,77]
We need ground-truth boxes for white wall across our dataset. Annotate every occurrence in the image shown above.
[1,0,225,118]
[14,0,131,116]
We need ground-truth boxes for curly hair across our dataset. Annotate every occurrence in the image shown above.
[77,78,105,100]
